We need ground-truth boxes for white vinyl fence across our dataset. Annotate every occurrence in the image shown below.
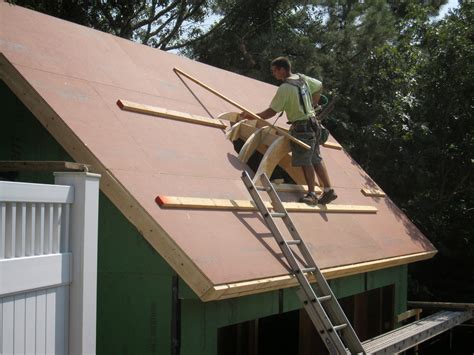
[0,172,100,355]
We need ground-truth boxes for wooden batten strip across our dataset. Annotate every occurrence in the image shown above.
[272,183,322,194]
[156,195,378,214]
[117,99,226,129]
[323,141,343,150]
[237,122,343,150]
[361,188,386,197]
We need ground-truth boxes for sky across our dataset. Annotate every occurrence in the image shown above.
[437,0,459,18]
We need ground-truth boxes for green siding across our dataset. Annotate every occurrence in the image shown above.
[330,273,366,299]
[2,81,408,355]
[180,267,407,355]
[0,81,72,182]
[96,194,174,355]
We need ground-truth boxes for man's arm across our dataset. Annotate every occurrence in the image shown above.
[312,88,322,108]
[240,107,276,121]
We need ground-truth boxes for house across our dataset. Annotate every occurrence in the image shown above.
[0,3,440,354]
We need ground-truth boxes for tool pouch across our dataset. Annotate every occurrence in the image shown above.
[309,116,329,144]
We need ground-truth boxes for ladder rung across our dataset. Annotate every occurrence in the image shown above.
[332,324,347,332]
[318,295,332,302]
[270,212,286,218]
[298,267,316,274]
[286,240,301,245]
[256,186,271,192]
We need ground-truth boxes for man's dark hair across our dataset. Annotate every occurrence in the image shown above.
[271,57,291,71]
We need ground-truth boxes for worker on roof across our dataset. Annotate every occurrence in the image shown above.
[239,56,337,205]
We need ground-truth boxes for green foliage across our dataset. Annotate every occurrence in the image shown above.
[184,0,329,81]
[404,4,474,301]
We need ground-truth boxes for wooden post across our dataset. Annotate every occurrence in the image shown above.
[54,172,100,355]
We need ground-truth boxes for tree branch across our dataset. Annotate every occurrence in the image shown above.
[162,14,227,50]
[131,0,181,31]
[157,0,189,49]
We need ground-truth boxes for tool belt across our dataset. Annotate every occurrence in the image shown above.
[291,120,313,133]
[291,117,329,144]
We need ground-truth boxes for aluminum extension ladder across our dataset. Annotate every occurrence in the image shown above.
[242,171,365,355]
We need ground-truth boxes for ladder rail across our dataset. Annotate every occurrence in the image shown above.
[259,173,365,353]
[242,171,365,354]
[243,173,348,353]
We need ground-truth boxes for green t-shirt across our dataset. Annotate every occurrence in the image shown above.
[270,74,322,123]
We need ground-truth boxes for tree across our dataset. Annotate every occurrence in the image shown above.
[185,0,319,80]
[403,3,474,301]
[8,0,215,50]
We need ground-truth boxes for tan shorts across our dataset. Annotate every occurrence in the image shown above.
[289,121,322,167]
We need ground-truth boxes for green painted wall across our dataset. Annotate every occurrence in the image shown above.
[179,267,407,355]
[1,81,408,355]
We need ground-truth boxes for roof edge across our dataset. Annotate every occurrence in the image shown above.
[201,250,437,301]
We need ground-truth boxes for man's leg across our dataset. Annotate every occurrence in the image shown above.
[313,161,331,188]
[302,166,316,193]
[314,161,337,204]
[290,128,318,204]
[299,165,318,204]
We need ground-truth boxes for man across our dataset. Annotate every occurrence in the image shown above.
[240,57,337,205]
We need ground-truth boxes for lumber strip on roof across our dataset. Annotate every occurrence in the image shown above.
[173,69,311,150]
[272,183,322,194]
[0,160,92,172]
[361,188,386,197]
[269,124,343,150]
[156,195,378,214]
[322,141,343,150]
[117,99,226,129]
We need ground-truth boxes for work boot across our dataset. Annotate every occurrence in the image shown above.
[299,192,318,205]
[318,189,338,205]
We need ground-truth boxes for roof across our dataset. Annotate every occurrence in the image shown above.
[0,3,436,301]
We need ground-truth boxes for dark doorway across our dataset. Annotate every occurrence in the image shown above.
[217,284,395,355]
[218,311,299,355]
[299,284,395,354]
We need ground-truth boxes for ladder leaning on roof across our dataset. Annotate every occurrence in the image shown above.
[241,171,365,355]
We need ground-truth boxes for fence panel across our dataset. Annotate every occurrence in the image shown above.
[0,180,74,355]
